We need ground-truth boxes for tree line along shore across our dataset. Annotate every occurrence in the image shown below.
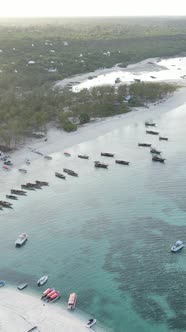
[0,17,183,150]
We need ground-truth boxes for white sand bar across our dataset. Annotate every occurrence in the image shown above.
[0,287,103,332]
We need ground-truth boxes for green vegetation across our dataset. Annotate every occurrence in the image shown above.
[0,17,183,148]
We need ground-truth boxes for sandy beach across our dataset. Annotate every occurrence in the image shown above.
[0,286,104,332]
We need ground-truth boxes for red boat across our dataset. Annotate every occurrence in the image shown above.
[3,165,9,170]
[47,291,58,302]
[41,288,53,299]
[45,290,56,299]
[68,293,77,310]
[50,292,61,303]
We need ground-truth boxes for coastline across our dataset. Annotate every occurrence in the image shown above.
[0,285,105,331]
[8,84,186,169]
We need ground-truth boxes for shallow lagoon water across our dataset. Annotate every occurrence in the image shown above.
[0,100,186,331]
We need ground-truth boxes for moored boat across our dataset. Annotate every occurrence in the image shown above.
[35,180,49,186]
[21,184,35,191]
[115,160,130,165]
[6,194,18,200]
[138,143,151,147]
[15,233,28,247]
[25,159,31,164]
[152,156,165,163]
[159,136,168,141]
[86,318,96,328]
[64,152,71,157]
[49,292,61,303]
[0,200,13,208]
[171,240,184,253]
[17,283,28,290]
[27,326,38,332]
[63,168,78,177]
[94,161,108,168]
[37,275,48,286]
[41,288,53,300]
[78,154,89,159]
[150,148,161,155]
[4,160,13,166]
[101,152,115,157]
[55,172,66,179]
[44,155,52,160]
[145,121,156,127]
[146,130,159,135]
[11,189,27,196]
[18,168,27,173]
[67,293,77,310]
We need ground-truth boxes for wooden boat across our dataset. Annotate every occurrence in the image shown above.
[0,200,13,208]
[68,293,77,310]
[115,160,130,165]
[11,189,27,196]
[64,152,71,157]
[159,136,168,141]
[17,283,28,290]
[146,130,159,135]
[78,154,89,159]
[18,168,27,173]
[94,161,108,169]
[152,156,165,163]
[44,155,52,160]
[41,288,54,300]
[37,275,48,286]
[145,121,156,127]
[150,148,161,155]
[6,194,18,200]
[21,184,35,191]
[86,318,96,328]
[101,152,115,157]
[35,180,49,186]
[55,172,66,179]
[138,143,151,147]
[63,168,78,177]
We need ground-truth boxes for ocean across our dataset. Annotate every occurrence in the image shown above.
[0,96,186,331]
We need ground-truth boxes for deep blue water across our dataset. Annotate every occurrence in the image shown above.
[0,102,186,331]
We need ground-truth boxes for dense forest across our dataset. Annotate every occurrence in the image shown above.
[0,17,184,149]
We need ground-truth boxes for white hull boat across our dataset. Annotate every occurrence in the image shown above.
[86,318,96,328]
[37,275,48,286]
[171,240,184,252]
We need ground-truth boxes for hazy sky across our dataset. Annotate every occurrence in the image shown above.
[1,0,186,17]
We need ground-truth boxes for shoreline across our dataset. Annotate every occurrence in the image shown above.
[0,285,105,332]
[7,84,186,170]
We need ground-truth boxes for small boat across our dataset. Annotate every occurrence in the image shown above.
[138,143,151,147]
[150,75,156,79]
[21,184,35,191]
[15,233,28,247]
[171,240,184,253]
[3,165,9,170]
[4,160,13,166]
[35,180,49,186]
[159,136,168,141]
[146,130,159,135]
[0,200,13,208]
[17,283,28,290]
[49,292,61,303]
[41,288,54,300]
[94,161,108,169]
[64,152,71,157]
[0,280,5,287]
[101,152,115,157]
[63,168,78,177]
[44,289,56,301]
[86,318,96,328]
[55,172,66,179]
[134,78,141,82]
[11,189,27,196]
[37,275,48,286]
[152,156,165,163]
[18,168,27,173]
[35,151,43,156]
[27,326,38,332]
[44,155,52,160]
[78,154,89,160]
[68,293,77,310]
[26,183,42,189]
[150,148,161,155]
[115,160,130,165]
[25,159,31,164]
[145,121,156,127]
[6,194,18,200]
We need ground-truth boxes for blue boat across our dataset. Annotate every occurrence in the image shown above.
[0,280,5,287]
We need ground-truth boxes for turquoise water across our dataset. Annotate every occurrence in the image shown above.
[0,103,186,331]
